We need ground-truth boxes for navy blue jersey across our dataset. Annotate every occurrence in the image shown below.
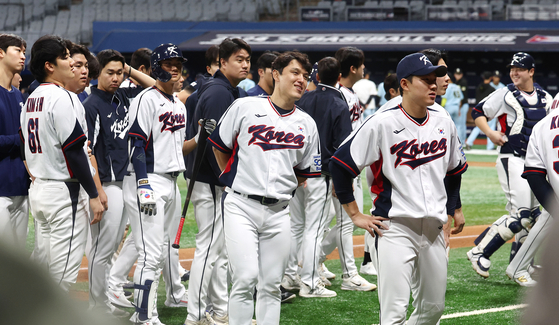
[184,70,247,185]
[83,85,143,182]
[296,84,352,174]
[246,84,269,97]
[0,85,29,196]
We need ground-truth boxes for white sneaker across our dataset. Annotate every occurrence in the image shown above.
[299,280,337,298]
[131,315,165,325]
[165,292,188,307]
[466,248,490,278]
[320,263,336,280]
[213,313,228,325]
[281,274,301,291]
[360,262,377,276]
[184,312,216,325]
[511,271,537,287]
[341,273,377,291]
[108,304,130,318]
[320,275,332,286]
[108,287,134,308]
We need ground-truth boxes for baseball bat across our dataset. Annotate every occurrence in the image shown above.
[172,123,210,249]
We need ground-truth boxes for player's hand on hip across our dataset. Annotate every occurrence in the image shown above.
[487,130,506,146]
[451,207,465,234]
[90,197,105,225]
[137,178,157,216]
[351,212,389,237]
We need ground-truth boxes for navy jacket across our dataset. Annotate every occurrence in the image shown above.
[0,86,29,196]
[246,84,269,97]
[296,84,352,175]
[185,70,247,185]
[83,85,143,182]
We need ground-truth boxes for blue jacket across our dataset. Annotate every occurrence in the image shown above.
[0,86,29,196]
[83,85,143,182]
[185,70,246,185]
[296,84,352,175]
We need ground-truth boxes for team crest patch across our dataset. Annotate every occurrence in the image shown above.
[298,126,304,132]
[438,128,445,135]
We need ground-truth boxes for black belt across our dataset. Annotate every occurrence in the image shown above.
[167,171,181,177]
[233,190,279,205]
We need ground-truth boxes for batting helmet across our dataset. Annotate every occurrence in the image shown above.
[151,43,186,82]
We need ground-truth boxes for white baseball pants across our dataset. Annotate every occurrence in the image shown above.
[372,217,447,325]
[223,191,291,325]
[321,175,363,276]
[186,181,228,322]
[507,209,551,276]
[286,176,332,288]
[88,181,128,311]
[0,195,29,248]
[29,179,89,291]
[123,173,181,318]
[496,154,539,214]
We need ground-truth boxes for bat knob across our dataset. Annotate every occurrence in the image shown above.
[172,244,180,249]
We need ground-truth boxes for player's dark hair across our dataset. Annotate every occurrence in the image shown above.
[272,51,312,75]
[335,47,364,78]
[97,49,125,70]
[384,73,399,101]
[256,51,277,70]
[419,48,448,66]
[398,76,414,97]
[29,35,69,82]
[218,38,252,67]
[130,48,152,70]
[0,33,27,53]
[204,45,219,68]
[88,54,100,80]
[317,57,340,87]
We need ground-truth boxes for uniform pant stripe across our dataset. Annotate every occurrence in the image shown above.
[136,195,148,304]
[501,158,512,210]
[59,182,80,287]
[311,176,330,288]
[89,222,101,307]
[196,184,217,320]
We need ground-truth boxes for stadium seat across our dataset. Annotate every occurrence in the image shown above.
[187,3,203,21]
[242,0,258,21]
[317,1,332,7]
[108,3,122,22]
[40,15,56,34]
[363,1,379,7]
[53,10,69,36]
[216,1,231,20]
[201,1,217,21]
[122,3,136,21]
[523,5,539,19]
[229,1,245,21]
[148,3,163,21]
[379,0,393,8]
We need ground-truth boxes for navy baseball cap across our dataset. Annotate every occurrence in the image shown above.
[507,52,535,70]
[310,62,318,86]
[396,53,447,82]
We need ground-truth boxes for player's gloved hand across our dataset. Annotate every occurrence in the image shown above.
[194,119,217,143]
[137,178,157,216]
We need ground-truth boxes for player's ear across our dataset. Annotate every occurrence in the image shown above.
[44,61,55,74]
[0,48,4,59]
[272,69,280,82]
[337,73,341,83]
[400,78,409,92]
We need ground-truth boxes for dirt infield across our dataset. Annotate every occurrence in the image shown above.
[468,161,496,167]
[75,225,490,283]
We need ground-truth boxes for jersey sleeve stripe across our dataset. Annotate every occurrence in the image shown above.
[447,162,468,176]
[62,121,87,150]
[522,167,547,178]
[208,137,232,153]
[294,169,322,178]
[129,132,148,143]
[331,156,359,177]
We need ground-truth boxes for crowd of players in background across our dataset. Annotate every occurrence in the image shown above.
[1,31,559,325]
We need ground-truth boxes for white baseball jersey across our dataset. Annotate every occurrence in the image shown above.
[550,91,559,110]
[338,84,363,130]
[523,107,559,193]
[20,83,91,180]
[333,103,467,224]
[208,97,321,201]
[127,86,186,174]
[376,95,448,116]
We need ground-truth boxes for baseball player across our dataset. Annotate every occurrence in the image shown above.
[331,52,466,324]
[505,105,559,287]
[65,43,93,97]
[441,78,464,141]
[123,43,190,325]
[21,35,104,291]
[284,56,375,298]
[318,47,365,287]
[209,50,321,325]
[83,49,169,316]
[466,52,553,281]
[246,51,277,97]
[184,38,251,325]
[0,34,29,249]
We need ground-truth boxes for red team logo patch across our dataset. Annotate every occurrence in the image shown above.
[248,124,305,151]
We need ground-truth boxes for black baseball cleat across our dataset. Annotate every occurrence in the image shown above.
[181,270,190,282]
[280,285,295,303]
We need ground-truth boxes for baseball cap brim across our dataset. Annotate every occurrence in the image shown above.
[402,65,447,80]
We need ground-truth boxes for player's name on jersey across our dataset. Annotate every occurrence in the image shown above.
[26,97,44,112]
